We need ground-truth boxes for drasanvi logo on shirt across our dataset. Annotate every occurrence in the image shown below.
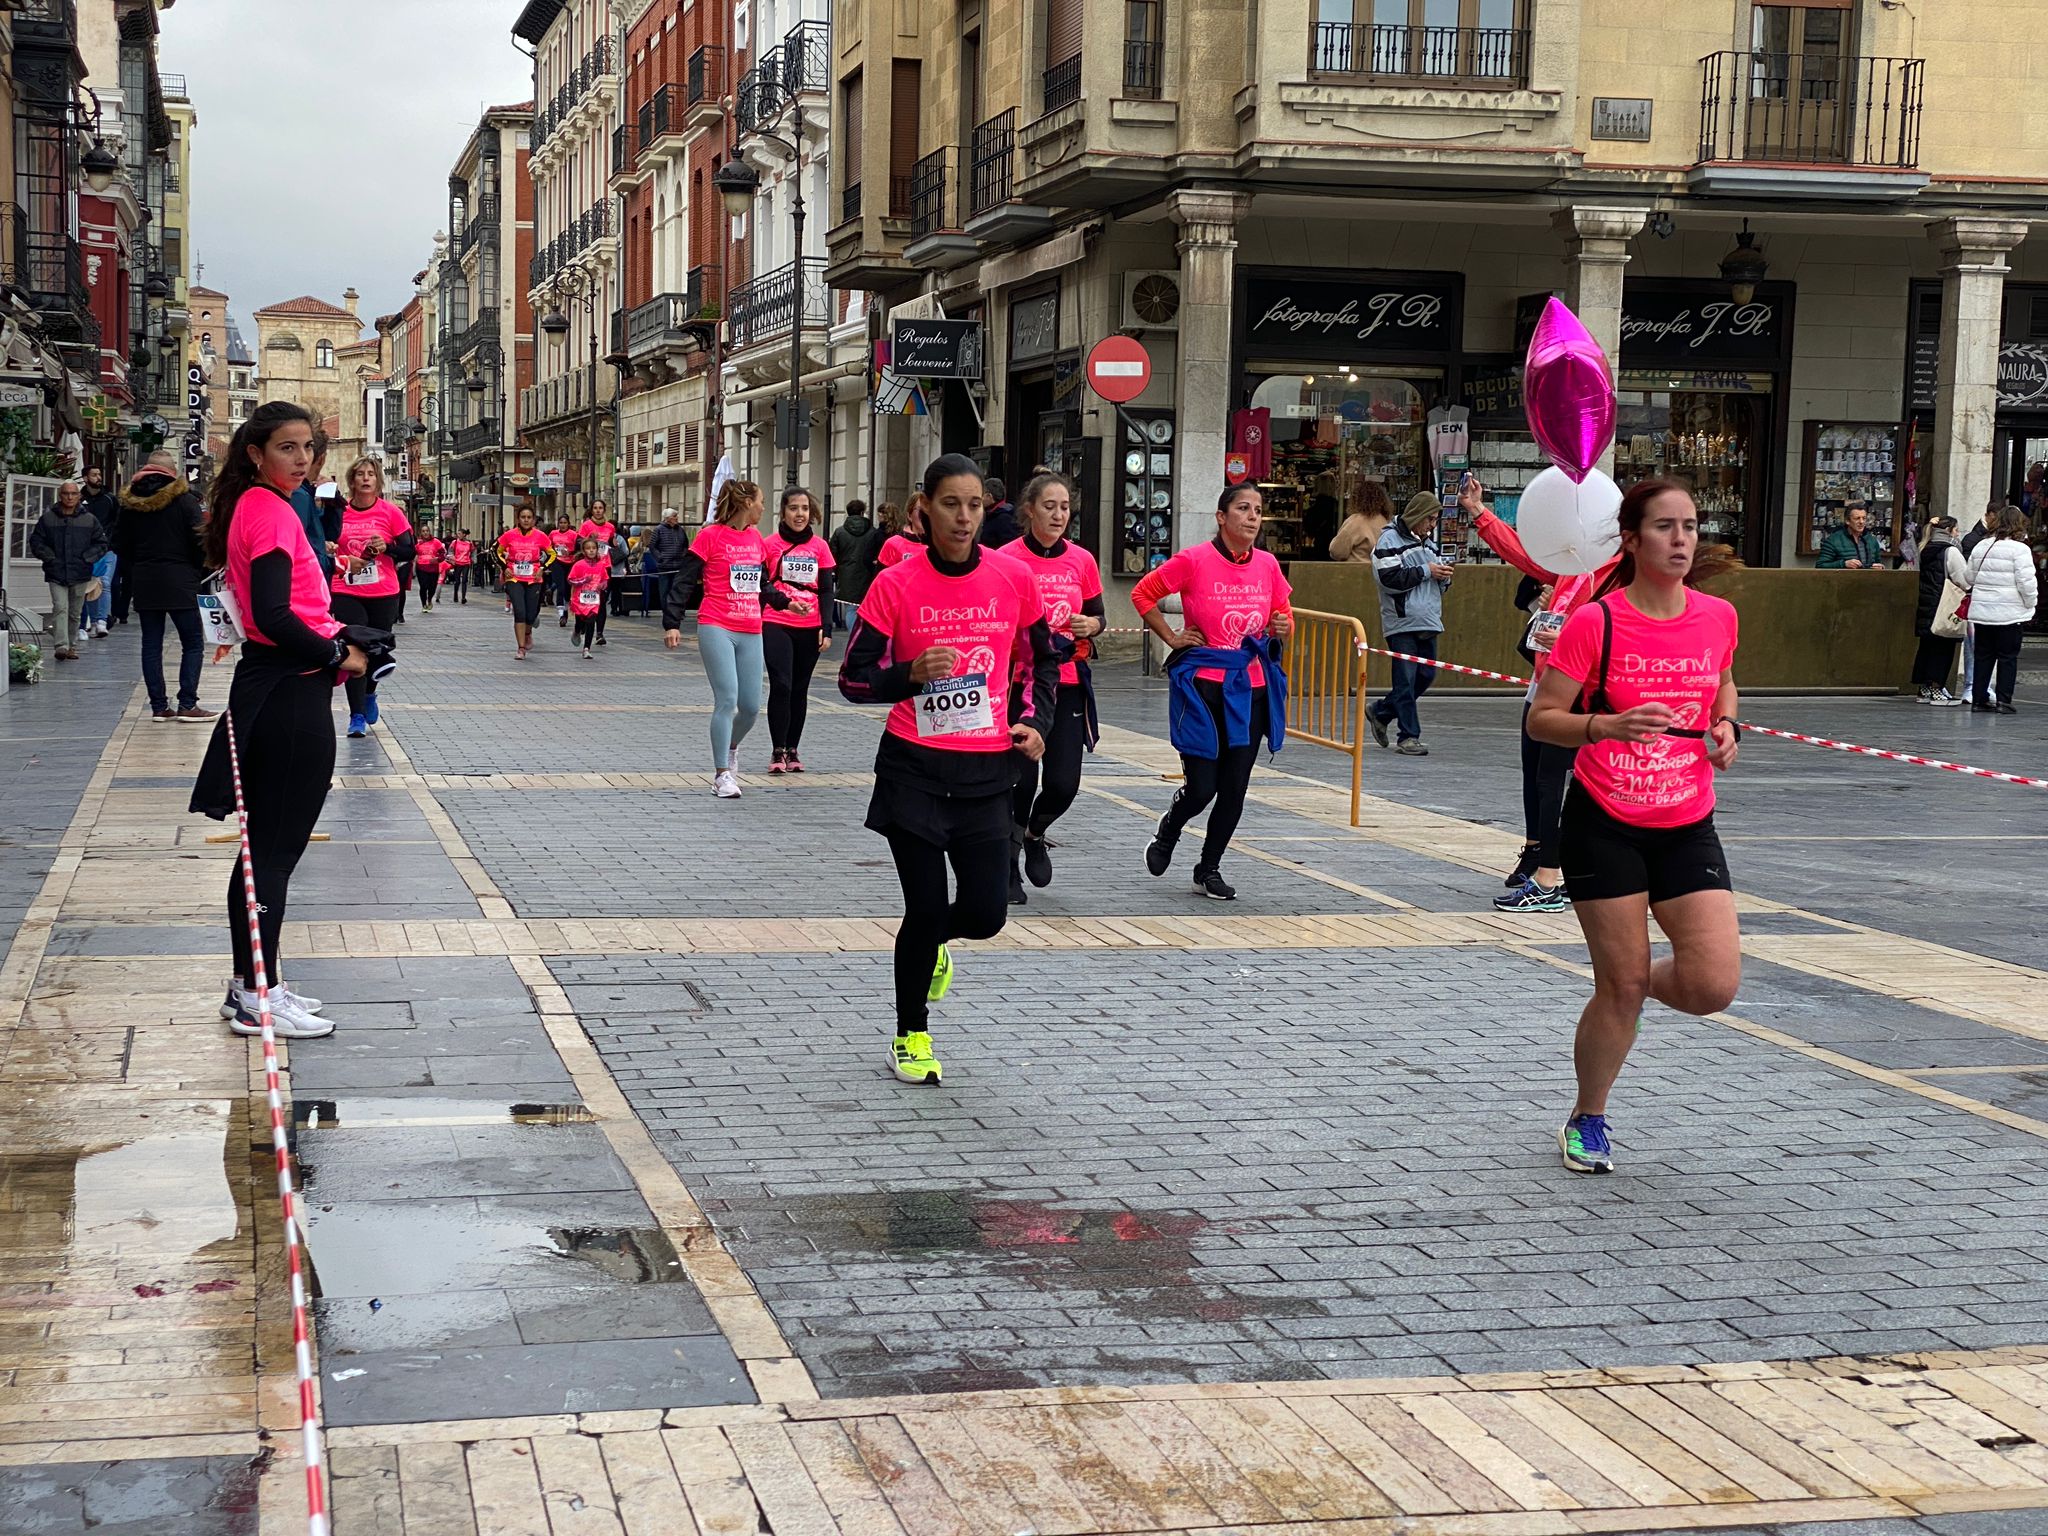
[1218,608,1267,645]
[917,599,1001,624]
[1046,597,1074,629]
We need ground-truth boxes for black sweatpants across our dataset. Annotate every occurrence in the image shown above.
[1161,683,1268,876]
[227,671,336,988]
[762,623,821,754]
[1518,701,1576,867]
[1013,681,1088,839]
[1912,632,1959,688]
[450,566,471,601]
[329,592,400,715]
[417,568,441,608]
[887,831,1010,1033]
[1974,622,2024,705]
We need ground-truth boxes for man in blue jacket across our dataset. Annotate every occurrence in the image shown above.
[1367,491,1454,755]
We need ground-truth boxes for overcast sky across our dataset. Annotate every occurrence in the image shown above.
[162,0,534,339]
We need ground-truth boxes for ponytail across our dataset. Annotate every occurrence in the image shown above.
[714,478,762,527]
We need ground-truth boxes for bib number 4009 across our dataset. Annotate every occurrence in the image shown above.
[915,671,993,738]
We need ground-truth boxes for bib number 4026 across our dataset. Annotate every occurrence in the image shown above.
[915,671,993,738]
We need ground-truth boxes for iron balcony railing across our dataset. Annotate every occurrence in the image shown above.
[1310,22,1527,84]
[781,20,830,95]
[1124,36,1164,98]
[160,71,188,98]
[841,181,861,224]
[909,147,957,238]
[738,54,785,134]
[969,109,1015,216]
[1697,49,1923,168]
[461,194,499,257]
[687,44,725,106]
[726,257,828,351]
[612,308,627,357]
[535,36,615,149]
[686,263,720,318]
[627,291,712,357]
[612,123,628,174]
[1042,55,1081,115]
[24,229,93,344]
[452,419,499,454]
[637,83,682,156]
[13,0,77,42]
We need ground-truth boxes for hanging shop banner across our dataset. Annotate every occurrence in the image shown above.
[1240,271,1459,359]
[890,318,984,380]
[537,459,565,491]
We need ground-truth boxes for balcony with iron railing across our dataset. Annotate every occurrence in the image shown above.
[636,83,685,161]
[452,419,501,455]
[725,258,828,353]
[969,110,1016,217]
[898,147,978,271]
[160,71,188,99]
[13,0,78,46]
[534,36,616,151]
[461,195,500,258]
[780,21,830,96]
[625,271,720,369]
[687,45,725,112]
[737,54,786,136]
[1696,50,1924,177]
[1310,22,1527,84]
[1124,36,1164,98]
[1041,55,1081,116]
[612,123,628,176]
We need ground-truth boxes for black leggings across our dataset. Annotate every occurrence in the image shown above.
[1912,632,1959,688]
[450,566,471,601]
[329,592,400,715]
[762,623,821,754]
[1518,701,1576,867]
[417,568,441,607]
[1013,682,1088,839]
[1161,684,1267,876]
[228,671,335,987]
[887,831,1010,1033]
[1975,622,2024,705]
[508,583,543,627]
[574,614,599,647]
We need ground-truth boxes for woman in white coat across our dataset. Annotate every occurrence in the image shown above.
[1963,505,2040,713]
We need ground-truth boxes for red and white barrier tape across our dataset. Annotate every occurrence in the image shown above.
[222,712,330,1536]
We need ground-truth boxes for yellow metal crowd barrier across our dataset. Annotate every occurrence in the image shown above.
[1283,607,1368,826]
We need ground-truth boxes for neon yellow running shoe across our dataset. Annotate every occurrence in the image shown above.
[928,943,954,1002]
[891,1031,943,1085]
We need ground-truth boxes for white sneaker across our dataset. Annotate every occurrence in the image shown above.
[221,984,323,1019]
[224,992,334,1039]
[713,770,742,799]
[76,627,88,643]
[92,620,108,638]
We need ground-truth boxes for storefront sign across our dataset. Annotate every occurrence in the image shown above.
[1906,281,2048,412]
[891,318,983,379]
[1241,272,1458,358]
[1008,291,1059,365]
[1612,281,1794,370]
[0,381,41,409]
[1999,344,2048,408]
[537,459,565,491]
[1591,98,1653,142]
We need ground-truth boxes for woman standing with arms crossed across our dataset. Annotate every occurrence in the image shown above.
[190,402,367,1040]
[991,471,1105,901]
[1133,483,1294,901]
[664,480,778,798]
[761,487,836,773]
[330,458,413,739]
[497,505,553,659]
[839,454,1059,1085]
[1527,480,1743,1175]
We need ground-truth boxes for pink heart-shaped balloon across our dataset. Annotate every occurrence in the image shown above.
[1524,297,1616,485]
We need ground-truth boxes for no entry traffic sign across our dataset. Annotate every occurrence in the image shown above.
[1085,335,1152,404]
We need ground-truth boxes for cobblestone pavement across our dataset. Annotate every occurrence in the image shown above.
[10,597,2048,1533]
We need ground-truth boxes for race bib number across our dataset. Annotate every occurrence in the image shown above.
[781,553,818,585]
[1526,608,1566,655]
[512,561,536,578]
[344,559,382,587]
[197,589,244,647]
[574,588,601,611]
[915,672,993,739]
[729,563,763,595]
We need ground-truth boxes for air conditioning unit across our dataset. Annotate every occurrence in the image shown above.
[1122,270,1182,331]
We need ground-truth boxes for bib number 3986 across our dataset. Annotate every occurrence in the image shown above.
[916,672,993,738]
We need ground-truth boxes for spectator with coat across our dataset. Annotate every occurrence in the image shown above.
[1366,491,1454,755]
[1328,480,1395,563]
[1816,500,1884,569]
[976,476,1019,548]
[1911,515,1968,706]
[28,481,107,661]
[1961,504,2039,714]
[830,498,876,608]
[114,450,215,722]
[81,466,124,629]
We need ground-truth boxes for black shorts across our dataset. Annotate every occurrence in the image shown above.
[507,583,543,625]
[1559,784,1732,905]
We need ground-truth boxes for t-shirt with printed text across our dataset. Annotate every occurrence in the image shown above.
[762,531,836,629]
[692,522,769,633]
[875,533,924,570]
[991,537,1103,685]
[1132,538,1292,686]
[414,538,445,571]
[497,528,552,583]
[331,498,411,599]
[229,486,343,651]
[448,538,475,567]
[857,551,1046,753]
[567,557,610,614]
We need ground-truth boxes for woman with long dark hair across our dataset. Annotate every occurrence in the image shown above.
[1528,479,1743,1175]
[664,478,774,797]
[839,454,1059,1085]
[761,485,836,772]
[190,402,367,1040]
[329,457,413,738]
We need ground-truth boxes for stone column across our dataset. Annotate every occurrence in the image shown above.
[1169,188,1252,551]
[1929,217,2029,527]
[1552,207,1646,479]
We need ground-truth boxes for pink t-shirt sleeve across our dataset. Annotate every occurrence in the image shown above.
[1547,602,1602,691]
[1078,549,1104,601]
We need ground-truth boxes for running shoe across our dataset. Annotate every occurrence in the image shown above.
[727,746,740,776]
[1559,1114,1614,1174]
[1505,841,1540,888]
[347,712,368,738]
[1369,711,1390,750]
[891,1031,943,1085]
[769,753,788,775]
[559,609,569,627]
[221,983,323,1018]
[1145,813,1177,877]
[1192,868,1237,901]
[225,994,334,1040]
[928,943,954,1002]
[1397,738,1430,756]
[1008,863,1027,905]
[582,646,593,659]
[786,754,805,772]
[1493,879,1568,913]
[713,770,742,799]
[363,693,380,726]
[1023,836,1053,888]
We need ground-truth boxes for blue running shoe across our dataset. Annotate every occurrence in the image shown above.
[364,692,381,725]
[1559,1114,1613,1174]
[347,712,368,738]
[1493,879,1568,913]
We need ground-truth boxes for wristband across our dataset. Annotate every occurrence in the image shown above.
[1584,713,1599,744]
[1713,715,1742,744]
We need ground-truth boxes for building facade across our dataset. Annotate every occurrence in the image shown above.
[820,0,2048,599]
[515,0,619,519]
[254,291,365,423]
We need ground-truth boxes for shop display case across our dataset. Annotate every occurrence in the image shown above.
[1112,410,1175,576]
[1797,420,1905,557]
[1612,385,1763,553]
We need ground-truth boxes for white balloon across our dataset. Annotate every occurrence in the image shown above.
[1514,466,1622,576]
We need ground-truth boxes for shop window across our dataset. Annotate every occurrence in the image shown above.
[1312,0,1526,82]
[1249,366,1436,562]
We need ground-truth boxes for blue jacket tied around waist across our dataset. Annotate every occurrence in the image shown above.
[1167,637,1287,760]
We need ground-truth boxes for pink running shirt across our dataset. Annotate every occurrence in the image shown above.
[991,538,1103,685]
[497,528,551,582]
[228,486,342,651]
[762,532,836,629]
[857,553,1045,753]
[578,519,618,547]
[448,539,475,567]
[414,538,445,571]
[567,557,609,615]
[875,533,924,570]
[1132,539,1292,686]
[331,498,412,599]
[692,522,768,633]
[1547,589,1740,829]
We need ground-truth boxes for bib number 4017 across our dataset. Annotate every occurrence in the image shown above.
[915,671,993,738]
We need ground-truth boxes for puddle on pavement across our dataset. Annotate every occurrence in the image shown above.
[293,1098,596,1130]
[303,1203,685,1298]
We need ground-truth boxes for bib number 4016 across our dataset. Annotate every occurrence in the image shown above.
[915,671,993,738]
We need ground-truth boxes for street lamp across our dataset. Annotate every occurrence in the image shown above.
[714,142,805,487]
[81,139,118,194]
[470,339,508,538]
[1719,220,1768,307]
[545,267,604,516]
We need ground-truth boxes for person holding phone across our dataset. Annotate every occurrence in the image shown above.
[1366,491,1453,756]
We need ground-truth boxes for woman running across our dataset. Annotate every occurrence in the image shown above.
[839,453,1059,1086]
[190,402,367,1041]
[329,458,413,738]
[761,486,836,773]
[991,471,1104,901]
[497,505,552,659]
[1527,480,1742,1175]
[664,479,773,798]
[873,493,928,571]
[567,534,609,659]
[581,501,620,644]
[548,516,579,625]
[447,530,475,604]
[1132,483,1294,901]
[413,528,445,613]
